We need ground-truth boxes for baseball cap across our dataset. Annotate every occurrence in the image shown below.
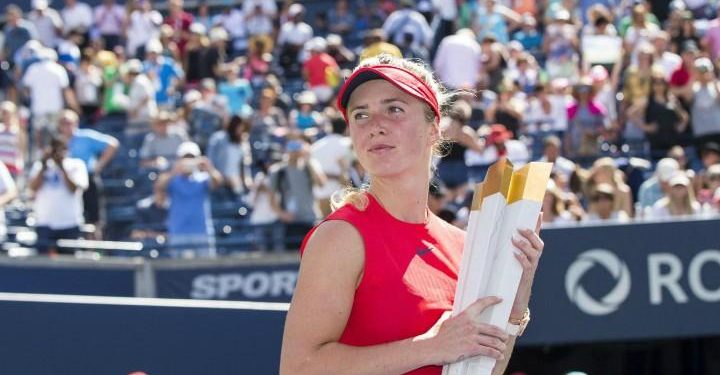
[337,64,440,123]
[656,158,679,182]
[669,173,690,187]
[177,141,201,158]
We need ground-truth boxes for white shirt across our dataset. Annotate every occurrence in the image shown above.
[311,134,352,199]
[94,4,126,35]
[29,9,63,48]
[432,0,457,20]
[658,51,682,80]
[382,9,434,48]
[128,74,157,123]
[126,10,162,56]
[549,94,571,132]
[215,9,248,39]
[433,33,482,89]
[248,173,279,225]
[242,0,278,17]
[62,2,93,33]
[22,60,69,116]
[464,140,529,167]
[277,21,313,46]
[31,158,88,229]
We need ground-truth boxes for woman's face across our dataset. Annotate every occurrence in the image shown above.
[346,79,437,180]
[670,184,688,201]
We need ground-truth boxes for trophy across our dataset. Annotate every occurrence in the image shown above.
[445,158,552,375]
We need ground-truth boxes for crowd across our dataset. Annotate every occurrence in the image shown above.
[0,0,718,258]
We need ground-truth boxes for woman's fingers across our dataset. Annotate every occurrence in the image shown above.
[464,295,502,318]
[517,228,544,254]
[477,323,510,342]
[475,334,508,355]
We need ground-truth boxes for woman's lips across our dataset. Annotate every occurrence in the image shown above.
[368,144,395,154]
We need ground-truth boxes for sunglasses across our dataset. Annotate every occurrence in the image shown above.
[590,194,613,202]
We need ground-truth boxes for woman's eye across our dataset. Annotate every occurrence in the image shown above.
[353,112,368,121]
[389,106,404,114]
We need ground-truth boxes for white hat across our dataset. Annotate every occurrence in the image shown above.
[288,3,304,17]
[146,39,163,54]
[124,59,144,74]
[189,22,207,35]
[32,0,48,10]
[209,27,228,42]
[306,37,327,52]
[669,173,690,187]
[656,158,680,182]
[295,90,317,105]
[176,141,201,158]
[183,89,201,104]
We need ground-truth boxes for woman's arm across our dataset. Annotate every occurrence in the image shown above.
[280,220,509,375]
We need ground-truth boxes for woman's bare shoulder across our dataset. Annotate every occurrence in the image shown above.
[301,219,365,277]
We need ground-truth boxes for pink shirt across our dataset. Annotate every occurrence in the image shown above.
[704,20,720,60]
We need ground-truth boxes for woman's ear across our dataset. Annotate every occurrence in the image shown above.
[429,117,441,144]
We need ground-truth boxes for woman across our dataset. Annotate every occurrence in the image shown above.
[0,101,26,178]
[280,55,544,374]
[207,115,251,195]
[640,73,689,159]
[583,183,630,223]
[649,172,702,218]
[564,78,608,164]
[584,157,634,216]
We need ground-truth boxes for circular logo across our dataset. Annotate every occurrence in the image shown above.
[565,249,631,316]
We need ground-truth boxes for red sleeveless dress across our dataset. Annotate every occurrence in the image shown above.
[300,193,464,374]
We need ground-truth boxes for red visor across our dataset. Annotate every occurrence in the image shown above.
[336,64,440,123]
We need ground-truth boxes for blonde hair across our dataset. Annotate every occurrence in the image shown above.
[332,55,456,211]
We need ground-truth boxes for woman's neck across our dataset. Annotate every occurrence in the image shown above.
[369,175,429,224]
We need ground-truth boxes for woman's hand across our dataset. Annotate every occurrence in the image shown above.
[510,213,545,319]
[420,296,510,365]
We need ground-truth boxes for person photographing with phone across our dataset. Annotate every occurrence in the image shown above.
[280,54,545,374]
[155,141,223,258]
[29,137,88,255]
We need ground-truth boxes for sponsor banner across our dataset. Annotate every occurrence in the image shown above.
[155,262,298,302]
[0,259,137,297]
[523,219,720,345]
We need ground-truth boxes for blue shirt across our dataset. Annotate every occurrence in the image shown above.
[167,172,213,236]
[218,79,253,116]
[69,129,115,173]
[144,56,183,105]
[513,30,543,54]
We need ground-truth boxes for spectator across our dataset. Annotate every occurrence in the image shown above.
[58,109,118,234]
[485,82,525,137]
[302,37,340,104]
[0,161,17,242]
[0,101,27,178]
[697,164,720,211]
[641,72,689,158]
[543,9,579,80]
[243,0,277,41]
[702,8,720,60]
[74,53,103,123]
[583,183,630,223]
[652,31,682,80]
[513,14,543,58]
[218,63,253,117]
[269,137,325,250]
[669,41,699,92]
[589,65,618,133]
[637,157,680,215]
[437,101,485,202]
[682,58,720,147]
[382,0,433,52]
[249,88,287,171]
[139,111,188,170]
[358,29,403,61]
[93,0,126,51]
[126,0,162,58]
[29,136,88,255]
[184,23,212,85]
[433,29,482,90]
[648,172,702,218]
[325,34,355,70]
[585,157,634,216]
[624,3,660,54]
[541,183,581,226]
[473,0,520,45]
[61,0,93,37]
[564,78,608,163]
[207,27,229,80]
[207,115,251,195]
[29,0,63,49]
[289,91,324,135]
[524,83,555,134]
[143,39,184,110]
[311,116,352,217]
[670,11,699,54]
[538,135,576,182]
[22,48,80,153]
[163,0,193,58]
[582,4,617,36]
[328,0,355,38]
[277,3,313,78]
[216,4,248,58]
[465,124,530,181]
[244,37,273,86]
[247,166,281,252]
[155,141,222,258]
[122,58,157,135]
